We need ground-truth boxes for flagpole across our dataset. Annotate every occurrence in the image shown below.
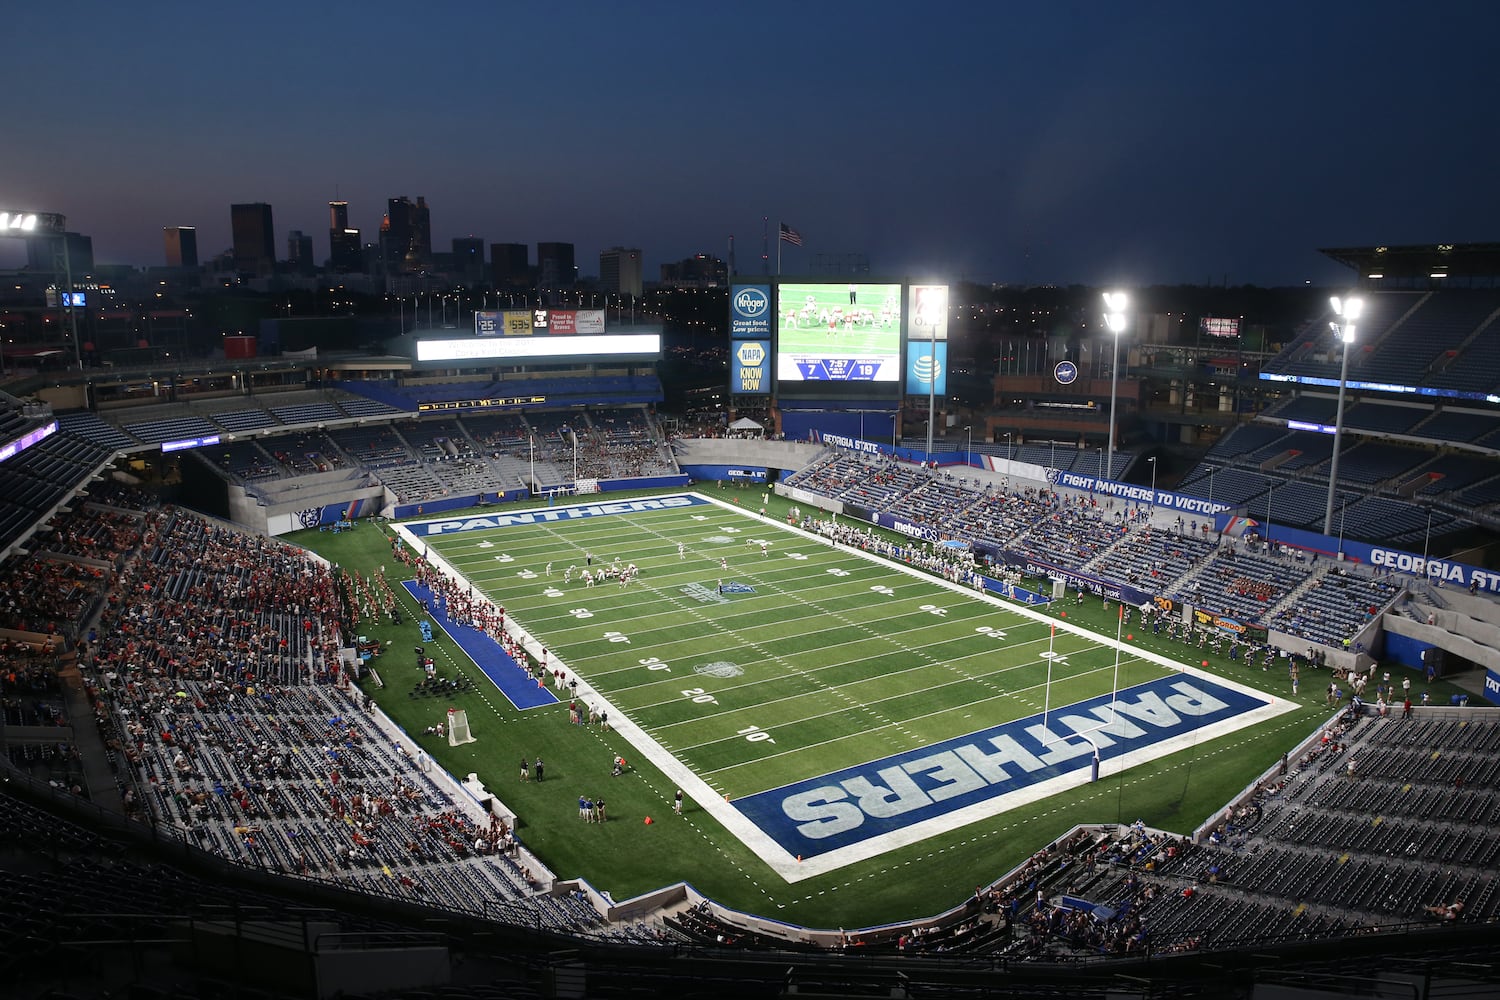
[777,221,782,275]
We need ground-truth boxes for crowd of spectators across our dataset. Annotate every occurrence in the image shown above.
[0,491,611,936]
[783,446,1404,654]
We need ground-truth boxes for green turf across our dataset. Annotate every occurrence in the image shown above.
[775,282,902,361]
[291,487,1466,929]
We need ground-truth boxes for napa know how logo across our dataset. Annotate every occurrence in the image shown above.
[732,339,770,394]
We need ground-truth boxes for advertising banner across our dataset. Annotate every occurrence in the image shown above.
[731,340,771,394]
[502,310,532,335]
[549,310,578,334]
[910,284,948,340]
[905,341,948,396]
[731,284,772,339]
[1190,608,1269,641]
[1047,470,1234,516]
[477,310,535,336]
[574,309,605,334]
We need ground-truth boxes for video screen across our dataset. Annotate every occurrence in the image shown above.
[1201,317,1240,338]
[776,282,902,382]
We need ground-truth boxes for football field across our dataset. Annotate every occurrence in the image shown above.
[397,493,1292,882]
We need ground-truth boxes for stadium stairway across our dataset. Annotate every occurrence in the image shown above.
[54,662,123,813]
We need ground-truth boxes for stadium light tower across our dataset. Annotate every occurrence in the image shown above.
[1102,291,1129,480]
[1324,295,1363,534]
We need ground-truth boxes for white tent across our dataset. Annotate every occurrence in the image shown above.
[727,417,764,435]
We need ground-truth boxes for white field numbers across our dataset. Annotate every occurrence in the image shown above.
[637,659,771,744]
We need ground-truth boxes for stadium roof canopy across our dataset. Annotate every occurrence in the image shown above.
[1320,242,1500,284]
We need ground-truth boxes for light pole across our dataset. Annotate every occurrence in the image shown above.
[1147,456,1158,509]
[1324,295,1362,533]
[1266,480,1275,544]
[1102,291,1129,481]
[964,425,972,467]
[1423,506,1434,575]
[924,353,937,461]
[1003,431,1013,462]
[1207,466,1215,509]
[1338,493,1350,556]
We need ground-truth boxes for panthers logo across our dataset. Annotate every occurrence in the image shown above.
[297,507,323,529]
[1045,468,1061,486]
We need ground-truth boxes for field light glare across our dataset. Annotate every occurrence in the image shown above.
[0,212,39,232]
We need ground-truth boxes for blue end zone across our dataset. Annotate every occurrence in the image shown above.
[732,674,1270,861]
[401,581,558,711]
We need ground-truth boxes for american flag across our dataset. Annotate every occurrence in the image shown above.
[779,223,803,247]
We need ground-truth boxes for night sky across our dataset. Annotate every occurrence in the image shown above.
[8,1,1498,287]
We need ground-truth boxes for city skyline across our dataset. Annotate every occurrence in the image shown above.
[5,2,1499,287]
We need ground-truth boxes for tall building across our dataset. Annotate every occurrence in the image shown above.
[287,230,314,273]
[163,227,198,270]
[329,228,362,273]
[230,202,275,277]
[659,252,727,288]
[599,246,644,298]
[490,243,530,290]
[382,196,432,274]
[449,237,485,285]
[536,242,576,299]
[327,201,362,272]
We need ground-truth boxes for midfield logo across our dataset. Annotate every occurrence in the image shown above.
[681,583,729,605]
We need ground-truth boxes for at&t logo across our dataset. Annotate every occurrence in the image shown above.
[913,354,942,383]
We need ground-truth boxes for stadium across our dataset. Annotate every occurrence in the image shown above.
[4,253,1500,999]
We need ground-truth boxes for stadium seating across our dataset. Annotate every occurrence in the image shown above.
[1356,291,1500,388]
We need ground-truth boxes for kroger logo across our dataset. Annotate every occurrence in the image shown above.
[734,287,769,317]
